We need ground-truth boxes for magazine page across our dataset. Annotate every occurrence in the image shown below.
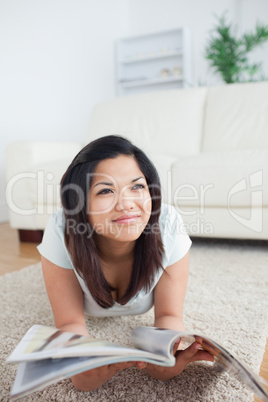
[8,326,268,401]
[9,350,175,400]
[191,334,268,401]
[132,327,268,401]
[6,325,146,362]
[9,354,140,401]
[132,326,180,358]
[7,325,89,362]
[7,325,174,364]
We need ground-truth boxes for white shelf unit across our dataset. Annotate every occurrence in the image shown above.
[115,28,192,96]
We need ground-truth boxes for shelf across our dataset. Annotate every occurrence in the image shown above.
[119,76,184,88]
[120,50,183,64]
[115,27,192,95]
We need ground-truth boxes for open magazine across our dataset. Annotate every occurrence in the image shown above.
[7,325,268,401]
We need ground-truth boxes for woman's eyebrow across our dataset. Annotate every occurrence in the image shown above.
[94,181,114,188]
[94,176,145,188]
[132,176,145,183]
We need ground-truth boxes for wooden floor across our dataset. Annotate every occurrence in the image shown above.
[0,222,41,275]
[0,222,267,400]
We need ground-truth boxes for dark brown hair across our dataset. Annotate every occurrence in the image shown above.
[60,135,164,308]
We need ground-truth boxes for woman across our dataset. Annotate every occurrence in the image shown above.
[38,135,213,391]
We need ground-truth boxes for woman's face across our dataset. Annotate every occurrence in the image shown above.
[88,155,152,243]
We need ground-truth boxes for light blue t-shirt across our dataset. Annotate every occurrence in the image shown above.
[37,203,192,317]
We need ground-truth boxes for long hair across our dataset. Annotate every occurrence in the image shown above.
[60,135,164,308]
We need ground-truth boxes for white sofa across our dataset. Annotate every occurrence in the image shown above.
[5,82,268,240]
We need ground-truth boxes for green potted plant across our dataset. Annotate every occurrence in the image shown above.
[205,14,268,83]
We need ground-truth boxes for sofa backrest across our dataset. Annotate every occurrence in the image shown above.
[202,81,268,152]
[86,87,208,157]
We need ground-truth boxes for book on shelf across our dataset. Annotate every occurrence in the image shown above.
[7,325,268,401]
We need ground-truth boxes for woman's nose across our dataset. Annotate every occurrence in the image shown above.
[115,189,135,211]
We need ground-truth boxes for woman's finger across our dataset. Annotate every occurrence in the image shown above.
[173,338,181,354]
[189,350,215,363]
[175,341,201,363]
[136,361,148,369]
[108,361,136,374]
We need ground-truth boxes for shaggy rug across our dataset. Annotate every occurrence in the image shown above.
[0,238,268,402]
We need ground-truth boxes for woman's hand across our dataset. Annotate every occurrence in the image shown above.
[139,340,214,381]
[71,361,136,391]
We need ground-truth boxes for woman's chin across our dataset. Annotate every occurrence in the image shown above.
[107,224,145,242]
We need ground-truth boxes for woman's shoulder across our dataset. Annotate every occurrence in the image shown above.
[159,203,182,228]
[37,208,73,269]
[160,203,177,218]
[44,208,65,238]
[50,208,65,224]
[159,203,191,266]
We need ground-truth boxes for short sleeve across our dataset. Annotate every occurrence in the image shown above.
[37,210,73,269]
[160,204,192,268]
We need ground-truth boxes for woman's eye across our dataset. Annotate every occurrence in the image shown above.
[97,188,113,195]
[132,184,145,190]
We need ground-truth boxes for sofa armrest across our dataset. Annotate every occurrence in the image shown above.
[5,141,83,230]
[6,141,83,179]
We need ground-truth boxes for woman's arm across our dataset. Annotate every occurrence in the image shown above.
[140,252,214,379]
[153,252,189,331]
[41,256,136,390]
[41,256,89,336]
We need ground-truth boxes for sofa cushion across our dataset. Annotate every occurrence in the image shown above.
[202,82,268,152]
[86,87,208,157]
[147,154,179,203]
[171,149,268,208]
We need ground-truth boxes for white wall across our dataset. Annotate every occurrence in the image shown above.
[0,0,129,221]
[1,0,268,222]
[239,0,268,79]
[127,0,236,87]
[127,0,268,87]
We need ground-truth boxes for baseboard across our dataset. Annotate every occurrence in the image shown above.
[0,202,8,223]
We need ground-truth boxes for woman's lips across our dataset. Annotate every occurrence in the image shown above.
[112,214,141,224]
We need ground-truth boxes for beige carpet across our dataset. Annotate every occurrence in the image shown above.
[1,238,268,401]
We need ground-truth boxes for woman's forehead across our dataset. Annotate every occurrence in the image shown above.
[93,155,144,180]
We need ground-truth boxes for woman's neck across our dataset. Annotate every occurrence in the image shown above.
[94,235,135,263]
